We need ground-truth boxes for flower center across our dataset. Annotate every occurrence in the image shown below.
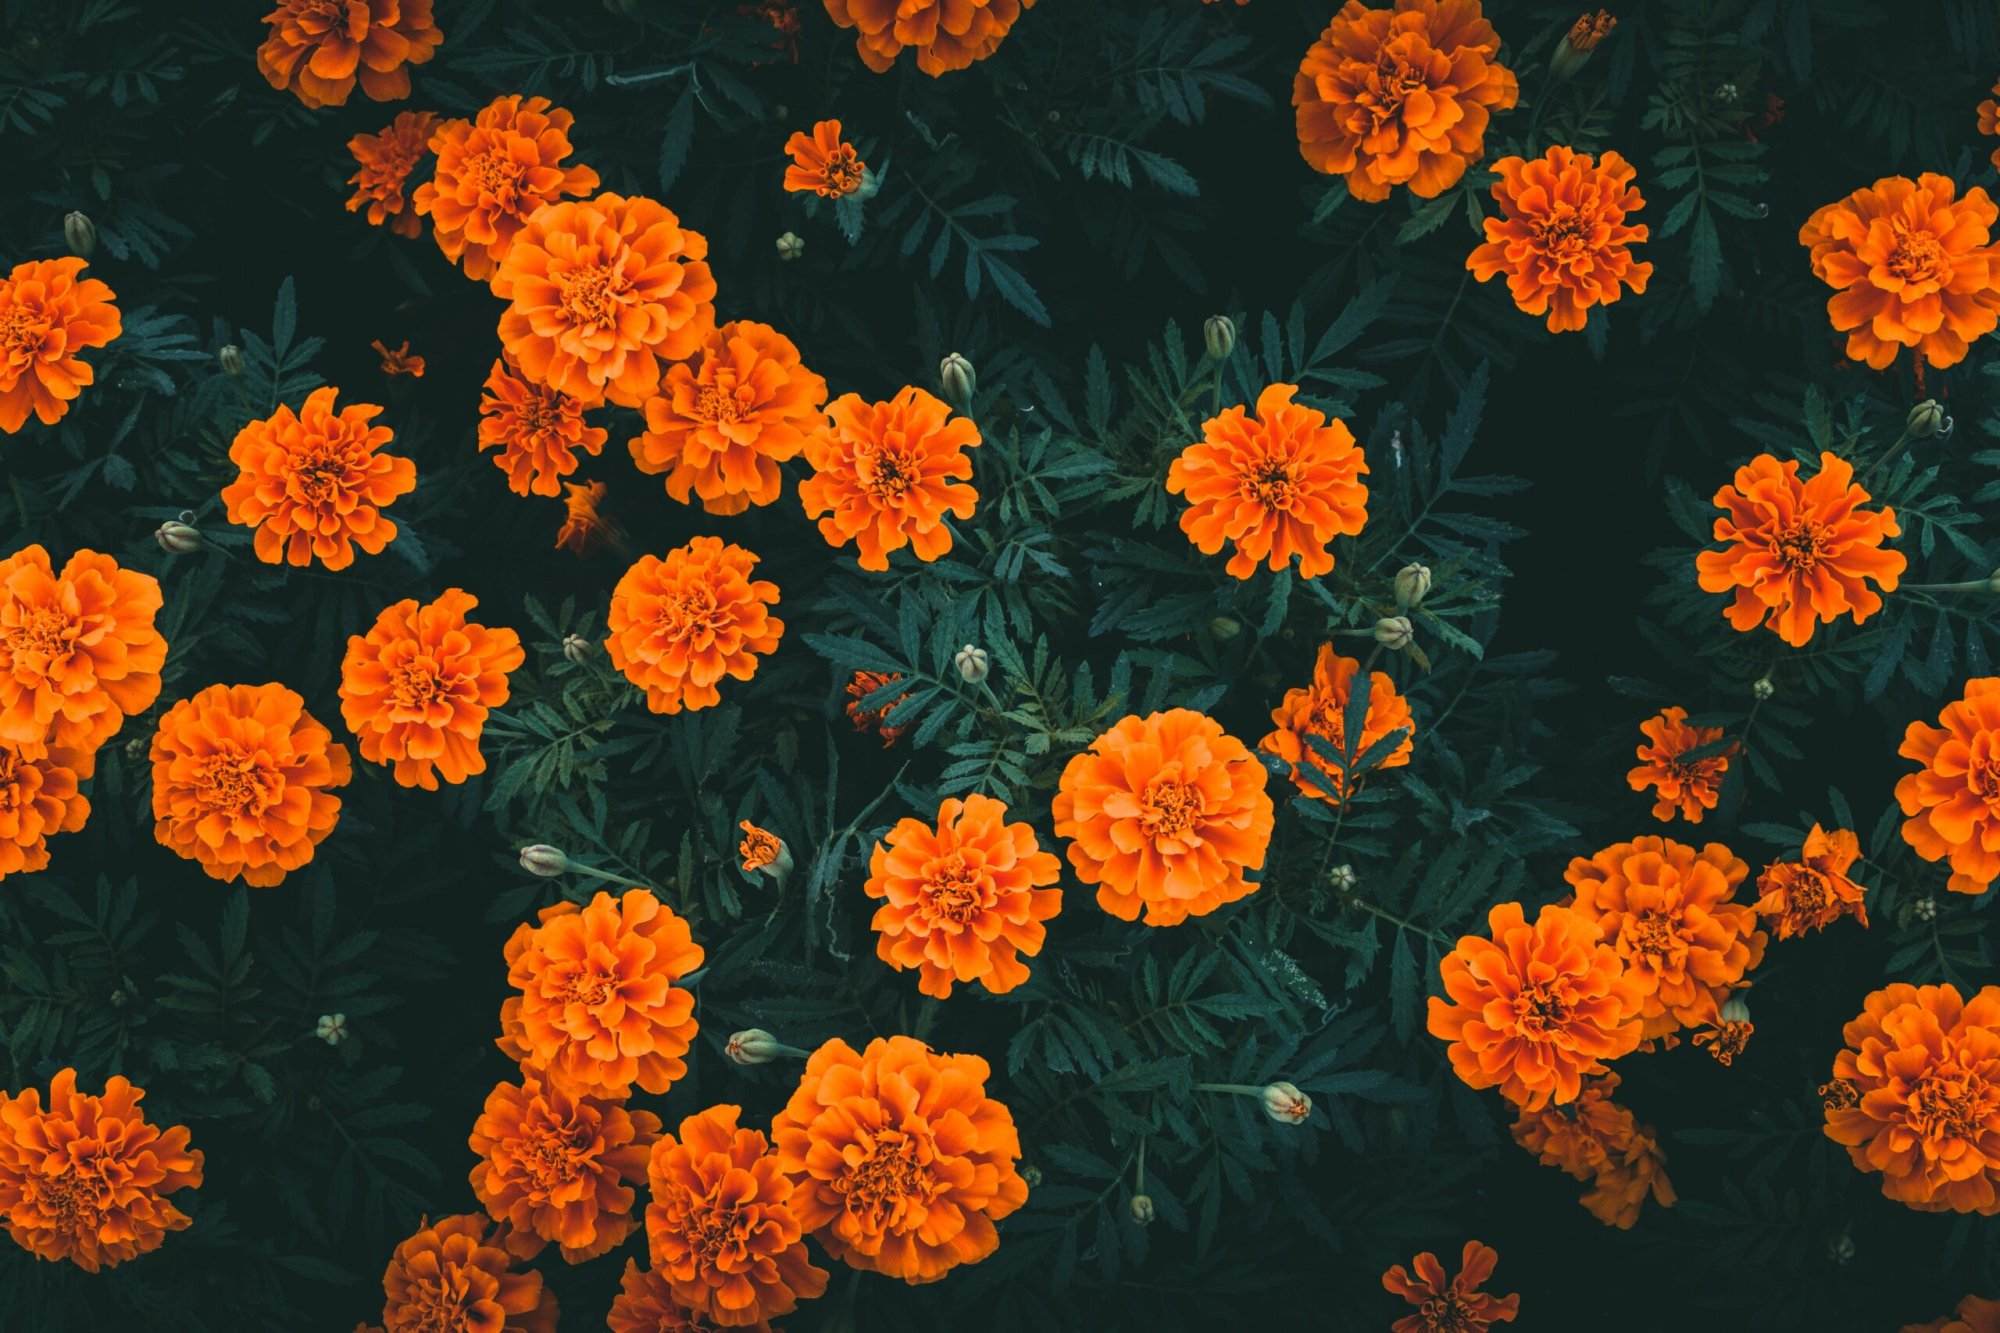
[1820,1078,1859,1110]
[1367,48,1430,117]
[1244,459,1296,508]
[387,658,447,712]
[823,147,865,196]
[0,302,50,365]
[922,853,988,923]
[1787,867,1830,914]
[558,963,619,1010]
[194,751,282,818]
[695,382,746,425]
[837,1128,934,1230]
[659,585,722,640]
[1416,1291,1481,1333]
[1623,910,1685,968]
[519,1120,590,1194]
[1141,778,1202,841]
[289,440,355,506]
[1908,1067,1994,1142]
[3,603,79,668]
[1534,204,1592,261]
[516,392,565,439]
[1515,982,1572,1035]
[558,263,623,327]
[1772,520,1827,571]
[467,145,527,203]
[1970,758,2000,802]
[1888,223,1949,284]
[32,1165,109,1236]
[397,1265,494,1333]
[857,444,919,503]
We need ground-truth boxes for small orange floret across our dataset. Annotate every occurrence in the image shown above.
[799,386,980,571]
[0,257,122,434]
[468,1074,660,1264]
[554,479,617,555]
[414,95,600,282]
[606,537,784,715]
[1259,643,1414,803]
[222,385,418,571]
[844,669,909,745]
[1982,81,2000,172]
[374,1213,556,1333]
[1897,678,2000,896]
[0,544,165,757]
[372,338,425,377]
[478,356,607,497]
[822,0,1038,76]
[258,0,442,110]
[346,110,438,238]
[1381,1239,1520,1332]
[1510,1071,1675,1229]
[1754,823,1870,937]
[0,740,89,880]
[783,119,867,197]
[739,820,781,873]
[1625,706,1728,824]
[1467,145,1652,333]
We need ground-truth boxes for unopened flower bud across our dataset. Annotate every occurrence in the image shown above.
[1988,568,2000,594]
[519,844,568,878]
[1262,1081,1312,1126]
[155,520,201,555]
[64,210,97,259]
[1328,863,1357,893]
[1751,674,1774,701]
[1209,615,1241,641]
[940,352,976,406]
[109,988,129,1008]
[775,231,804,261]
[1914,896,1937,922]
[726,1029,783,1065]
[315,1013,348,1046]
[1373,616,1414,650]
[1021,1164,1043,1187]
[1828,1231,1855,1265]
[218,344,245,376]
[561,633,592,663]
[1129,1194,1156,1226]
[1203,315,1236,362]
[1720,997,1750,1024]
[1393,563,1432,611]
[1907,399,1949,439]
[1550,10,1616,80]
[954,644,989,683]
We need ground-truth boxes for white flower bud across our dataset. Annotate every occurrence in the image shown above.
[1720,997,1750,1024]
[954,644,989,683]
[1261,1081,1312,1126]
[64,211,97,259]
[940,352,976,406]
[1373,616,1414,650]
[1907,399,1950,439]
[1751,674,1774,700]
[726,1029,782,1065]
[1328,863,1357,892]
[519,844,569,878]
[1203,315,1236,361]
[1914,896,1937,921]
[561,633,592,663]
[155,520,202,555]
[314,1013,348,1046]
[1393,563,1432,612]
[1129,1194,1156,1226]
[775,231,804,261]
[1209,615,1242,641]
[218,344,245,376]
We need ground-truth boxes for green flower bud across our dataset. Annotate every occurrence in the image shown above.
[1203,315,1236,361]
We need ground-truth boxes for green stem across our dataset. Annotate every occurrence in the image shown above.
[1859,427,1916,488]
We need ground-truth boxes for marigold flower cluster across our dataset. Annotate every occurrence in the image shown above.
[606,537,785,715]
[346,110,438,238]
[1510,1072,1676,1229]
[799,386,981,571]
[822,0,1039,76]
[1381,1239,1520,1331]
[1626,706,1729,824]
[478,356,607,496]
[222,386,418,571]
[1897,677,2000,896]
[415,94,600,282]
[257,0,442,110]
[1754,823,1870,937]
[1467,145,1652,332]
[0,257,122,434]
[1259,643,1414,804]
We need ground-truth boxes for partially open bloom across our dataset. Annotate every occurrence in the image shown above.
[468,1075,660,1263]
[606,538,783,715]
[865,793,1062,999]
[772,1035,1028,1282]
[1259,643,1414,803]
[554,480,616,555]
[783,120,866,198]
[1429,901,1646,1109]
[0,257,122,434]
[1625,706,1729,824]
[1693,451,1905,648]
[372,339,424,378]
[0,740,88,879]
[258,0,442,110]
[375,1213,556,1333]
[740,821,783,874]
[845,670,908,745]
[149,682,353,886]
[609,1259,722,1333]
[1800,173,2000,370]
[0,1069,202,1272]
[0,545,164,757]
[645,1105,829,1325]
[1982,82,2000,172]
[1903,1294,2000,1333]
[630,321,828,515]
[1897,678,2000,895]
[1823,982,2000,1214]
[1510,1071,1675,1229]
[1755,823,1870,937]
[822,0,1038,76]
[492,192,717,409]
[799,386,981,571]
[340,588,524,790]
[497,888,704,1100]
[478,356,607,496]
[1467,146,1652,332]
[346,110,438,237]
[414,95,600,281]
[1166,383,1368,580]
[1292,0,1519,202]
[1692,1010,1753,1066]
[1381,1240,1519,1333]
[1053,709,1274,927]
[223,386,418,571]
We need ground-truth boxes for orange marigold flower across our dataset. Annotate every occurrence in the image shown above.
[373,338,424,377]
[468,1074,660,1264]
[1165,383,1368,580]
[1824,982,2000,1214]
[1625,706,1728,824]
[492,192,716,409]
[1564,10,1615,54]
[631,321,828,515]
[414,95,600,282]
[1429,901,1646,1109]
[0,544,164,757]
[845,669,909,745]
[497,888,705,1100]
[772,1035,1027,1281]
[799,386,980,571]
[822,0,1038,76]
[1259,643,1414,804]
[339,588,524,790]
[375,1213,556,1333]
[478,356,607,497]
[1381,1239,1520,1333]
[553,479,618,555]
[1052,708,1275,927]
[1903,1294,2000,1333]
[149,682,353,887]
[258,0,442,110]
[1897,678,2000,896]
[1800,173,2000,371]
[1510,1071,1675,1229]
[346,110,438,238]
[645,1104,829,1325]
[1755,823,1870,937]
[739,820,781,873]
[0,257,122,434]
[606,537,783,715]
[1292,0,1519,202]
[1466,146,1652,333]
[1692,1017,1753,1066]
[609,1258,730,1333]
[1692,451,1905,648]
[1562,836,1764,1041]
[865,793,1063,999]
[0,740,89,880]
[783,119,866,198]
[1982,82,2000,172]
[222,385,418,571]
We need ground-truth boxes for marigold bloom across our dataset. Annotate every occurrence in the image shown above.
[1292,0,1519,202]
[0,544,164,756]
[1467,146,1652,332]
[468,1074,660,1263]
[1824,982,2000,1214]
[414,95,600,282]
[1903,1294,2000,1333]
[739,821,781,873]
[1565,10,1615,52]
[1166,383,1368,580]
[1800,173,2000,370]
[783,120,866,198]
[340,588,524,790]
[1510,1071,1675,1229]
[375,1213,556,1333]
[631,321,828,515]
[1692,451,1905,648]
[372,339,424,378]
[554,479,616,555]
[645,1104,829,1325]
[0,257,122,434]
[478,356,607,496]
[1259,643,1413,803]
[1052,708,1274,927]
[609,1259,727,1333]
[865,793,1062,999]
[1429,901,1646,1109]
[346,110,438,237]
[606,538,783,716]
[1755,823,1870,937]
[1625,706,1728,824]
[1381,1240,1519,1333]
[497,888,705,1100]
[822,0,1038,76]
[0,740,89,880]
[772,1035,1028,1282]
[798,386,980,571]
[845,669,908,745]
[1982,83,2000,172]
[492,192,717,409]
[222,386,417,571]
[149,682,353,887]
[258,0,442,110]
[1897,678,2000,896]
[1692,1017,1753,1066]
